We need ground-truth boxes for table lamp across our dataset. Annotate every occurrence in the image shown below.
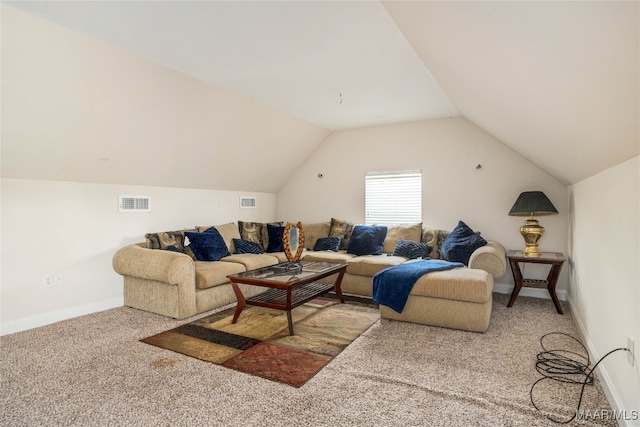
[508,191,558,257]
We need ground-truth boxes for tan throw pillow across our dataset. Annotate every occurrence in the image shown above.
[382,223,423,253]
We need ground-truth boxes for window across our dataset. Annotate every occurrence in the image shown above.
[365,170,422,225]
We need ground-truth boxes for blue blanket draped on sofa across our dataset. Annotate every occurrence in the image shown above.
[372,259,464,313]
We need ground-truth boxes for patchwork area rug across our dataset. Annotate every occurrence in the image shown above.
[141,295,379,387]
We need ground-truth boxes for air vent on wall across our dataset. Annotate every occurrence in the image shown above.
[119,195,151,212]
[240,197,256,209]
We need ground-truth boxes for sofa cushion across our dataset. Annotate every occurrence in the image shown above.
[347,225,387,256]
[313,236,341,252]
[347,255,406,277]
[409,267,493,304]
[233,238,264,254]
[382,223,423,253]
[329,218,354,250]
[194,261,246,290]
[301,221,331,249]
[221,253,279,270]
[185,229,230,261]
[392,239,432,260]
[441,221,487,266]
[266,224,285,252]
[301,250,355,264]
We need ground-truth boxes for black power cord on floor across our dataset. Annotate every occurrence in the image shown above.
[530,332,630,424]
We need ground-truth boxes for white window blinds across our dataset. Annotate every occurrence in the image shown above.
[365,170,422,225]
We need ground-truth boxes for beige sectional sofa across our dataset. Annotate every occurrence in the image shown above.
[112,219,506,332]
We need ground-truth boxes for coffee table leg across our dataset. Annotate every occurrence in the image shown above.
[286,310,294,335]
[230,281,246,324]
[333,270,346,303]
[286,288,294,335]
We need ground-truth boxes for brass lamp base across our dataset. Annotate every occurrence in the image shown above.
[520,218,545,257]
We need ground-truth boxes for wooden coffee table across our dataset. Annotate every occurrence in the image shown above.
[227,261,347,335]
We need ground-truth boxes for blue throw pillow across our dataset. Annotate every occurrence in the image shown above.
[392,239,432,260]
[313,236,341,252]
[346,225,388,256]
[266,224,285,253]
[233,238,263,254]
[184,229,230,261]
[441,221,487,265]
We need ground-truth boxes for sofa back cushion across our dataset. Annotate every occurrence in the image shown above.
[382,223,423,253]
[300,221,331,249]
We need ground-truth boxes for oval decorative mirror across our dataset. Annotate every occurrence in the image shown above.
[283,222,305,263]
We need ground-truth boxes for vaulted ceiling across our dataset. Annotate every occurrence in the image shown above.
[3,1,639,186]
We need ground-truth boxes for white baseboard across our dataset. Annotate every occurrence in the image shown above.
[1,286,565,336]
[0,297,124,336]
[566,295,638,427]
[493,282,568,301]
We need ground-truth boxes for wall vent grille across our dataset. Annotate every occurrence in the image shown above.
[119,195,151,212]
[240,197,256,209]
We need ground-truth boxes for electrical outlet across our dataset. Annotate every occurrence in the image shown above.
[42,275,53,288]
[628,337,635,367]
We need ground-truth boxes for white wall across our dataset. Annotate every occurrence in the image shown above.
[568,156,640,415]
[1,4,329,193]
[277,117,569,290]
[0,178,276,334]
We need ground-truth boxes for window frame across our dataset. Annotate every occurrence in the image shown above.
[364,170,422,226]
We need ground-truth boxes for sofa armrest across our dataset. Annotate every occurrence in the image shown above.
[113,244,195,286]
[468,241,506,278]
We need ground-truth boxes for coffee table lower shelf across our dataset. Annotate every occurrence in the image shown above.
[232,282,338,335]
[247,282,335,307]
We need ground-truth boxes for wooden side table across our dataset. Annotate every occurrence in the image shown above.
[507,250,566,314]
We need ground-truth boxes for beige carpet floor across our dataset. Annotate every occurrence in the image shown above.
[1,293,616,427]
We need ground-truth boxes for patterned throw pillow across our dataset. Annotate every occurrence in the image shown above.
[184,229,230,261]
[421,228,452,259]
[266,224,285,253]
[346,225,388,256]
[233,238,264,254]
[145,230,193,252]
[329,218,354,250]
[392,239,432,260]
[441,221,487,265]
[313,236,341,252]
[237,221,264,246]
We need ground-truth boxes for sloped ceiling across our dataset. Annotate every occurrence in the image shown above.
[2,1,638,189]
[382,1,639,184]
